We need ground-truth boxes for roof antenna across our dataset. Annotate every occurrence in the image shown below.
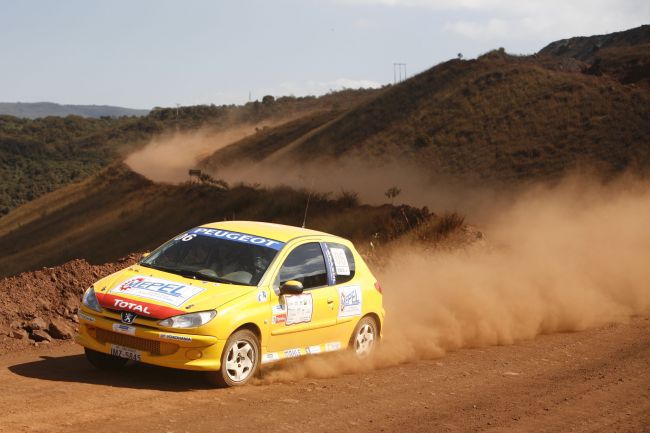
[301,179,314,228]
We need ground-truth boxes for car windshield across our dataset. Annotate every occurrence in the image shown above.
[140,227,283,286]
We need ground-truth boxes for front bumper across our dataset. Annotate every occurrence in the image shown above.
[75,308,225,371]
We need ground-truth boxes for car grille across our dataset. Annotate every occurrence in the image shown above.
[104,309,160,328]
[95,328,178,355]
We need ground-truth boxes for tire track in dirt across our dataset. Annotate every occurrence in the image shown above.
[1,317,648,433]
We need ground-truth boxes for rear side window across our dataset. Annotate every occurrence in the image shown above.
[326,243,356,284]
[277,243,328,290]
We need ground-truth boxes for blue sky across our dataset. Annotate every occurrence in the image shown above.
[1,0,648,108]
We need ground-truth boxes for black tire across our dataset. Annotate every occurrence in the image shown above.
[349,316,379,359]
[207,329,260,387]
[84,348,128,370]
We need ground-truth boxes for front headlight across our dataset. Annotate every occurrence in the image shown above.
[82,286,102,312]
[158,311,216,329]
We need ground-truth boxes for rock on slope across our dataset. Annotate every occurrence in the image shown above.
[0,254,138,354]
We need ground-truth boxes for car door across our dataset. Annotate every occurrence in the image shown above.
[322,242,363,338]
[266,242,341,357]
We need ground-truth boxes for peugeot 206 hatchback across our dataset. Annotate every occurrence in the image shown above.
[76,221,384,386]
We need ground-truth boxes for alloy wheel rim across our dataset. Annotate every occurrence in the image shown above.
[225,340,255,382]
[354,323,375,358]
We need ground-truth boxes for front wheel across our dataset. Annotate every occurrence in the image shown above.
[84,348,128,370]
[350,316,378,358]
[207,329,260,387]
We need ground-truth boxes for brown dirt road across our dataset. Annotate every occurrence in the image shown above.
[0,317,648,433]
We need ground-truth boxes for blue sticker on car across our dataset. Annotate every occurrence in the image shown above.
[189,227,284,251]
[320,242,337,286]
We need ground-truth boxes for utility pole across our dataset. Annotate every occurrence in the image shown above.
[393,63,407,83]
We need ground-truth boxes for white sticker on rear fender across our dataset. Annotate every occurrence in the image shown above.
[338,285,362,318]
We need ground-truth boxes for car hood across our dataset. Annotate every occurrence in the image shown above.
[93,265,255,319]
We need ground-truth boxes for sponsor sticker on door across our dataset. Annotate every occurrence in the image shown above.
[284,293,313,325]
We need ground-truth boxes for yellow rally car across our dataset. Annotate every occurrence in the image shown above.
[76,221,384,386]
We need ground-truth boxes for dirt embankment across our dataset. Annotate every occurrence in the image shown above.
[0,255,139,353]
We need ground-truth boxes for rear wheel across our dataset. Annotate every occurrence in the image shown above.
[350,316,378,358]
[207,329,260,387]
[84,348,128,370]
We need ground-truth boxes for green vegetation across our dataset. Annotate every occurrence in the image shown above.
[0,115,124,216]
[0,89,377,217]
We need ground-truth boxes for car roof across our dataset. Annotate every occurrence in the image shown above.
[199,220,340,243]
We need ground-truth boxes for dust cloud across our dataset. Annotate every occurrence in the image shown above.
[259,175,650,383]
[216,157,515,222]
[125,120,286,183]
[125,127,650,382]
[126,124,512,220]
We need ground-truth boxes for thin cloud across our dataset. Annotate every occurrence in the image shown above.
[444,18,509,40]
[333,0,650,40]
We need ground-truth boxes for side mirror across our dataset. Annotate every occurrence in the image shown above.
[279,280,304,295]
[141,252,151,260]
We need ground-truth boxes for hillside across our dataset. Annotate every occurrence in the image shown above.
[579,43,650,87]
[0,89,377,216]
[538,25,650,62]
[0,163,448,277]
[201,50,650,185]
[539,25,650,87]
[0,102,150,119]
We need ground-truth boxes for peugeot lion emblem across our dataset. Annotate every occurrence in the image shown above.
[121,311,137,324]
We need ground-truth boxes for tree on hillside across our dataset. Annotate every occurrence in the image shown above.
[384,186,401,204]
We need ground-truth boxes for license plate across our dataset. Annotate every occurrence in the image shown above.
[111,344,141,362]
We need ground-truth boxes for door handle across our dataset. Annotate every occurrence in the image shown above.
[327,298,334,304]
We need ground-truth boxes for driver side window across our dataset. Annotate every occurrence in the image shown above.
[275,243,328,290]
